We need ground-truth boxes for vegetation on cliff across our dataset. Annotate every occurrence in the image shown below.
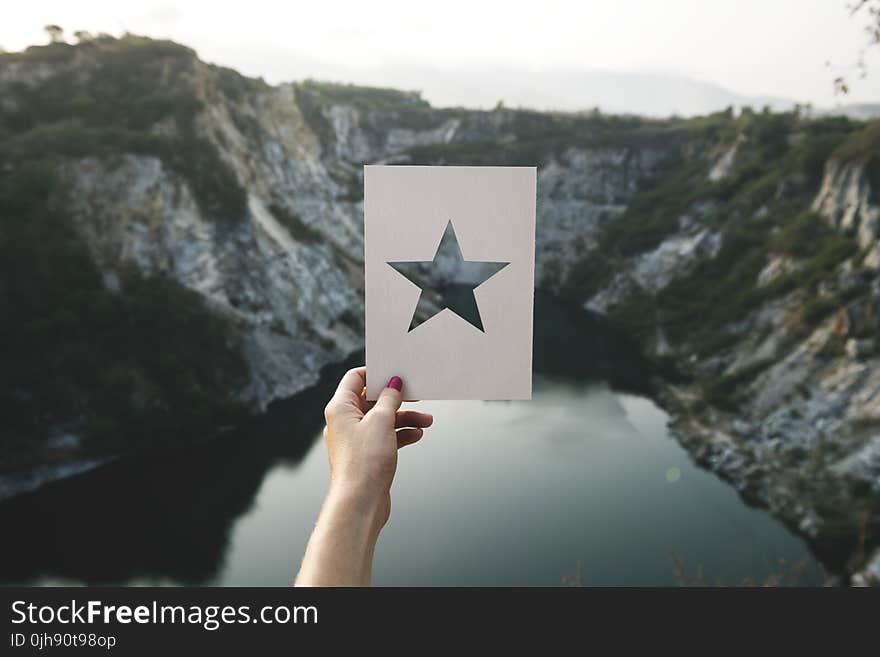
[0,163,249,465]
[0,37,251,466]
[2,37,879,582]
[0,35,247,222]
[597,109,873,353]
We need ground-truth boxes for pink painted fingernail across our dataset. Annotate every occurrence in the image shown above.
[386,376,402,391]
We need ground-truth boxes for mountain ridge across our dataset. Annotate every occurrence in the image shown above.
[192,42,880,118]
[1,35,879,584]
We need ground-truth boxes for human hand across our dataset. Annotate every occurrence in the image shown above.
[295,367,432,586]
[322,367,432,526]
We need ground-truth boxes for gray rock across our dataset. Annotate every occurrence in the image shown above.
[832,435,880,494]
[812,159,880,250]
[845,338,874,359]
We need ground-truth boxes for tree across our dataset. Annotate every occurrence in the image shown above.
[44,24,64,44]
[73,30,94,43]
[833,0,880,94]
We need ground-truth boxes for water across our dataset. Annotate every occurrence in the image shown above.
[0,296,825,586]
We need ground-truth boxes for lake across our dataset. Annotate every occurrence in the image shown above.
[0,295,825,586]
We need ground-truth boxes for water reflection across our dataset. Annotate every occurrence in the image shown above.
[0,295,824,585]
[0,368,344,584]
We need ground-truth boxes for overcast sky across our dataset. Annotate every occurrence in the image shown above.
[2,0,878,110]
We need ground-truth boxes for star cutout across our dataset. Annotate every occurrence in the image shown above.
[388,221,509,332]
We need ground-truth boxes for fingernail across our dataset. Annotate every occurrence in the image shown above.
[386,375,402,391]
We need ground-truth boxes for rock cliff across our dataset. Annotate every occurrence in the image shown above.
[2,35,879,582]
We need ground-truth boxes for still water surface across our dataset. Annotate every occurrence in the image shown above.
[0,297,825,585]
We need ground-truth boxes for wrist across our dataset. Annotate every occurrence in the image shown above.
[295,483,385,587]
[325,481,387,539]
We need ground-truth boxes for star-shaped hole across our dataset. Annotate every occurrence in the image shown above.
[387,221,509,332]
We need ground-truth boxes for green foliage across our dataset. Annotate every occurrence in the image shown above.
[787,117,855,185]
[766,232,859,296]
[0,164,249,457]
[10,42,76,64]
[829,122,880,201]
[600,156,708,256]
[406,137,550,167]
[211,64,264,101]
[2,120,159,159]
[593,111,835,260]
[407,110,682,167]
[650,207,859,349]
[0,35,246,222]
[772,212,828,257]
[605,286,658,333]
[159,128,247,223]
[833,121,880,164]
[592,110,872,357]
[1,33,877,456]
[0,36,255,460]
[699,359,774,411]
[0,161,55,215]
[655,227,767,343]
[801,289,857,326]
[738,108,798,161]
[296,80,457,138]
[299,80,430,112]
[560,248,613,300]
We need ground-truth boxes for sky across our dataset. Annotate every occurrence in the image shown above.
[1,0,878,111]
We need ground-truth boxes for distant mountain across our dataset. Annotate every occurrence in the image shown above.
[208,43,879,118]
[815,102,880,121]
[304,65,880,119]
[3,35,880,583]
[363,66,798,117]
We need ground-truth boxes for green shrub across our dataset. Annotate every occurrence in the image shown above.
[699,359,773,411]
[0,35,247,223]
[299,80,430,112]
[766,232,859,297]
[600,156,709,257]
[800,284,865,327]
[833,121,880,164]
[0,164,249,456]
[406,109,685,168]
[773,212,827,257]
[212,64,263,101]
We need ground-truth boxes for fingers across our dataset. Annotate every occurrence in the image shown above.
[396,427,423,449]
[325,367,366,423]
[395,410,433,429]
[360,385,418,412]
[362,399,420,411]
[369,376,404,423]
[335,366,366,398]
[336,372,429,434]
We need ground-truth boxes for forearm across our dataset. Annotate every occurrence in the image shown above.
[295,485,385,586]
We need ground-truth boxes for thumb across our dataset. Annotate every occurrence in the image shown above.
[371,375,404,420]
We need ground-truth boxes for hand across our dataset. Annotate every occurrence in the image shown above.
[324,367,434,528]
[295,367,432,586]
[322,367,432,526]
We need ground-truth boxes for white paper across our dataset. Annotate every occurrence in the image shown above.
[364,165,536,400]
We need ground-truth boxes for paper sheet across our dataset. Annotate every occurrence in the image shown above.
[364,165,536,400]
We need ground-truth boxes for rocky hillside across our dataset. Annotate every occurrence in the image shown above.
[574,119,880,585]
[1,35,879,583]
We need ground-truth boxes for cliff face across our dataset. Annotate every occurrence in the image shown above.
[1,37,674,415]
[575,126,880,583]
[59,109,658,406]
[2,36,879,582]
